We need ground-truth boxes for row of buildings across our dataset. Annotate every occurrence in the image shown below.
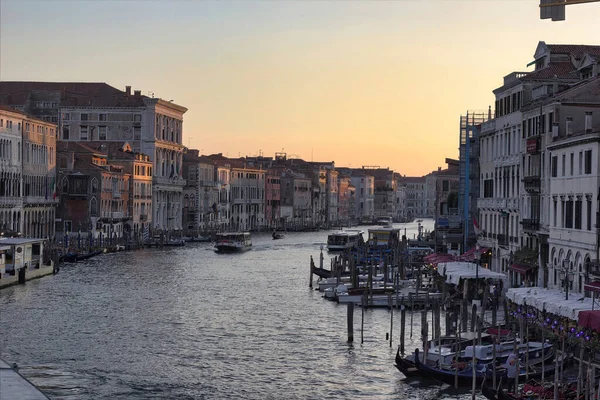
[458,41,600,301]
[0,82,460,243]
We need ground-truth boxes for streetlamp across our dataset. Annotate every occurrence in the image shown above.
[559,260,574,300]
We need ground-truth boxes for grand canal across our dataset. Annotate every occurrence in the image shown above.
[1,219,487,399]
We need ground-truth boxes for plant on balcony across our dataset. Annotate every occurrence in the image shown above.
[513,246,539,266]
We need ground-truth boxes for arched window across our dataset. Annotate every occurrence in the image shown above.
[91,178,98,193]
[90,197,98,216]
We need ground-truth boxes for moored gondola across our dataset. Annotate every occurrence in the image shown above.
[481,377,500,400]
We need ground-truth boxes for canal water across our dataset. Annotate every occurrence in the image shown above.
[0,219,486,399]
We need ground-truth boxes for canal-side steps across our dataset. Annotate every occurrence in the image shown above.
[0,359,50,400]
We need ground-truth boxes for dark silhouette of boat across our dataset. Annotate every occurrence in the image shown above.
[60,250,103,263]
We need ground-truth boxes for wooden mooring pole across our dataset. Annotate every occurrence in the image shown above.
[347,303,354,343]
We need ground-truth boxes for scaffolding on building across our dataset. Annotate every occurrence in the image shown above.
[458,110,493,252]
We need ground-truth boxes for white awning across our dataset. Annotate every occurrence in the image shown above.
[439,261,507,285]
[506,287,596,320]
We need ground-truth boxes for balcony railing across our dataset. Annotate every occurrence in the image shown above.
[521,219,540,232]
[113,190,121,198]
[523,176,541,192]
[139,214,147,221]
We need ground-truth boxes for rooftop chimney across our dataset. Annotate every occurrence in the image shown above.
[134,90,141,97]
[125,86,131,96]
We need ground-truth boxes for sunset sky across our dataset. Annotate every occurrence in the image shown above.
[1,0,598,176]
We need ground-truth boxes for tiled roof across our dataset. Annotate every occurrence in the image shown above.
[522,62,578,81]
[547,44,600,59]
[0,81,146,107]
[555,75,600,102]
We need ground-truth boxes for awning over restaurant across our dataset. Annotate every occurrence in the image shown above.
[507,263,537,275]
[578,310,600,332]
[423,253,455,264]
[584,281,600,293]
[439,261,507,285]
[458,246,489,262]
[506,287,597,321]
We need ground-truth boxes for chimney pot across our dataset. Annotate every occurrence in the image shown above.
[125,86,131,96]
[134,90,141,97]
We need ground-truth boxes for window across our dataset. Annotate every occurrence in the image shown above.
[587,199,592,230]
[80,125,89,140]
[579,151,583,175]
[81,113,88,121]
[99,113,107,121]
[63,113,70,120]
[585,150,592,174]
[565,199,573,229]
[62,125,70,140]
[585,112,592,132]
[98,126,107,140]
[134,126,141,140]
[566,117,573,135]
[562,154,566,176]
[134,114,142,122]
[570,153,574,176]
[553,199,557,226]
[551,156,558,177]
[575,200,582,230]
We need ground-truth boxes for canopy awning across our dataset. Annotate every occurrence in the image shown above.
[424,253,455,264]
[584,281,600,294]
[578,310,600,332]
[507,263,537,275]
[458,247,489,262]
[439,261,507,285]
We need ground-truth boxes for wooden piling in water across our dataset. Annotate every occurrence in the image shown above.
[309,255,314,288]
[347,303,354,343]
[400,299,406,355]
[389,293,393,347]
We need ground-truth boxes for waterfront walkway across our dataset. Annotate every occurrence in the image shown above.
[0,359,50,400]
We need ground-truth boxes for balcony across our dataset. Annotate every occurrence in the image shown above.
[523,176,541,192]
[496,234,508,247]
[67,191,87,199]
[113,190,121,198]
[139,214,147,221]
[112,212,124,219]
[521,218,540,232]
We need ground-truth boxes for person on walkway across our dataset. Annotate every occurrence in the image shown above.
[504,351,519,393]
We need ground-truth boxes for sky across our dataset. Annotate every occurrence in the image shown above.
[0,0,599,176]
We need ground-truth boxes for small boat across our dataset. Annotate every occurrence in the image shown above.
[481,377,499,400]
[326,230,364,251]
[214,232,252,253]
[272,230,286,240]
[377,216,393,226]
[164,239,185,247]
[396,331,495,378]
[60,250,103,263]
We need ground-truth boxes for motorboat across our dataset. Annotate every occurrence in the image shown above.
[326,230,364,251]
[214,232,252,253]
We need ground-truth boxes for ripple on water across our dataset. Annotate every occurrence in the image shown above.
[0,221,486,399]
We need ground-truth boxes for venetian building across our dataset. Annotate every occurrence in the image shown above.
[0,106,23,236]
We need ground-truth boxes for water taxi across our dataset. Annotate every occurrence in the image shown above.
[326,229,364,251]
[214,232,252,253]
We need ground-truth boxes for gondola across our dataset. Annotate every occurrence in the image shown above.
[394,347,419,377]
[75,249,103,261]
[481,377,500,400]
[413,348,569,388]
[413,348,488,385]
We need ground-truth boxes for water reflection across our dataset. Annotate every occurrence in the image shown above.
[1,220,485,399]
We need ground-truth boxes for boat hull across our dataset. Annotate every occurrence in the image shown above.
[215,245,252,253]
